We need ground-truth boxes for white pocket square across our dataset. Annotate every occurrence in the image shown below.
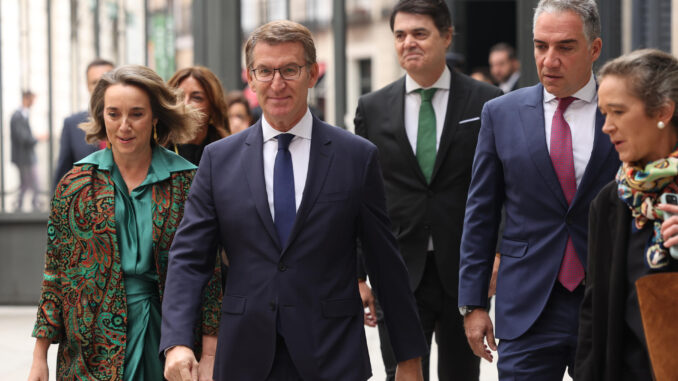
[459,117,480,124]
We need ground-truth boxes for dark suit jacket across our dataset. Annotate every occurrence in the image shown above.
[10,109,37,166]
[574,181,631,381]
[160,116,427,380]
[458,83,620,340]
[53,111,100,189]
[354,69,502,296]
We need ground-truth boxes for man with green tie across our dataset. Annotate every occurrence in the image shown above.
[353,0,502,380]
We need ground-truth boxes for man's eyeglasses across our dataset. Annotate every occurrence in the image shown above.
[250,64,307,82]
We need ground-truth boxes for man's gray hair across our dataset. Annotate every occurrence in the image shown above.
[533,0,601,43]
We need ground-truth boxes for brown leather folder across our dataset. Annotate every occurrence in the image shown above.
[636,272,678,381]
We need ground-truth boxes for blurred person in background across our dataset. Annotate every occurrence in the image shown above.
[53,59,114,190]
[167,66,230,165]
[469,67,494,84]
[28,65,222,381]
[489,42,521,93]
[11,90,45,212]
[576,48,678,381]
[226,91,254,134]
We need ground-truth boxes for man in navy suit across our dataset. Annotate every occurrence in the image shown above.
[161,20,427,381]
[458,0,619,379]
[52,59,113,189]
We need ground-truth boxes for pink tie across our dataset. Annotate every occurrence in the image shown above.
[551,97,585,291]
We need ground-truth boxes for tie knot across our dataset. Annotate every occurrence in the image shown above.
[417,88,437,102]
[277,133,294,150]
[557,96,576,111]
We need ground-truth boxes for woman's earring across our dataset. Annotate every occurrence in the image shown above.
[153,123,158,142]
[658,121,666,129]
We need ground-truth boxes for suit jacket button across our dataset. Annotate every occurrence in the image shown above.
[278,263,287,272]
[269,301,276,311]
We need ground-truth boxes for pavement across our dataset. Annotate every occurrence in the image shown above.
[0,304,571,380]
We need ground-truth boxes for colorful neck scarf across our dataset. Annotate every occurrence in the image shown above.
[616,149,678,269]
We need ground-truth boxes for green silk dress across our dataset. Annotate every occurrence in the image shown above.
[80,145,196,380]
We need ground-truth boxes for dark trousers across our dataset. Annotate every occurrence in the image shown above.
[376,252,480,381]
[265,334,302,381]
[497,282,583,381]
[15,163,40,211]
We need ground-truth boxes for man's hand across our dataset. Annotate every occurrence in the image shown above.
[394,357,423,381]
[488,254,501,298]
[164,345,199,381]
[464,308,497,362]
[659,203,678,247]
[358,279,377,327]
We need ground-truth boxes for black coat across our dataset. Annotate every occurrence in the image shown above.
[573,180,676,380]
[354,68,502,295]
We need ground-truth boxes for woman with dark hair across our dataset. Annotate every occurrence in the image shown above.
[28,65,222,381]
[576,49,678,380]
[167,66,230,165]
[226,91,254,134]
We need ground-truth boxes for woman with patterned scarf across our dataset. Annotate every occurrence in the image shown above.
[28,65,222,381]
[575,49,678,381]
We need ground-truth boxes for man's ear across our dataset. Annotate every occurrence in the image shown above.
[246,69,256,93]
[307,63,320,88]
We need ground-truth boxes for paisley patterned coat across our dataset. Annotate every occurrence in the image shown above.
[33,163,222,380]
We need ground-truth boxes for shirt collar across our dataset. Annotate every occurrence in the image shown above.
[262,108,313,142]
[405,65,451,94]
[499,71,521,93]
[543,72,597,104]
[77,144,196,180]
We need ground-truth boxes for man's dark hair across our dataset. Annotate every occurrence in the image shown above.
[490,42,517,60]
[389,0,452,33]
[86,58,115,75]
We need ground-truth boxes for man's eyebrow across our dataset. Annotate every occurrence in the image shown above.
[394,27,429,34]
[533,38,578,45]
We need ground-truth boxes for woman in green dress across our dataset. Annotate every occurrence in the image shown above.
[28,65,222,381]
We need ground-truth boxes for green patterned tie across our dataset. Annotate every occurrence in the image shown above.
[416,88,437,183]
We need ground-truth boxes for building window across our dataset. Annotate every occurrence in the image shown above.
[632,0,671,52]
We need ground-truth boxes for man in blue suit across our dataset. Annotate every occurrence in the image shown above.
[161,20,427,381]
[52,59,113,189]
[458,0,620,379]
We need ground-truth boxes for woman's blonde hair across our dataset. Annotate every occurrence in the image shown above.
[80,64,200,145]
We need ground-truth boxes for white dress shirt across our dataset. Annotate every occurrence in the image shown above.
[262,108,312,221]
[404,66,451,251]
[543,73,597,187]
[499,71,520,94]
[404,66,451,153]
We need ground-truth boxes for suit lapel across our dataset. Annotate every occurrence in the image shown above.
[283,117,334,253]
[572,109,615,206]
[432,69,465,181]
[519,84,569,208]
[244,123,281,248]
